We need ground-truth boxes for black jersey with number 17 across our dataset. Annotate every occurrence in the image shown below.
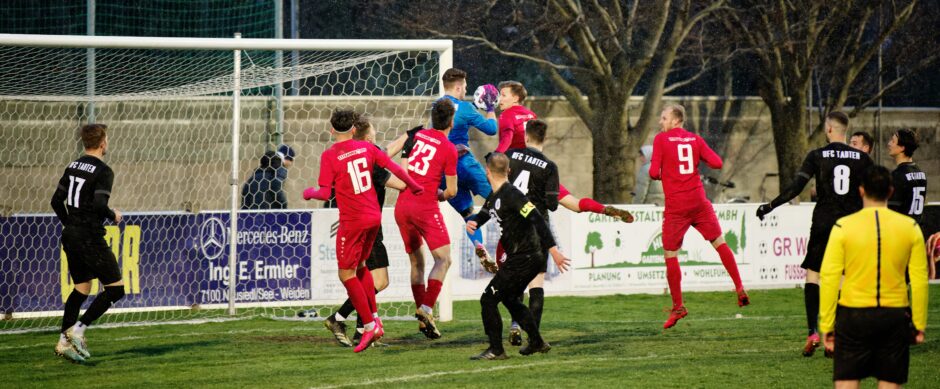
[50,155,117,235]
[506,147,559,217]
[799,143,873,224]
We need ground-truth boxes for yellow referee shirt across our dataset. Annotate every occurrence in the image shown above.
[819,207,928,333]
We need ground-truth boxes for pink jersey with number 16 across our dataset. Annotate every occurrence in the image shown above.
[318,139,395,226]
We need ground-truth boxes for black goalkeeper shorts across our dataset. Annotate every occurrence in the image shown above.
[364,229,389,270]
[833,306,910,384]
[61,227,122,285]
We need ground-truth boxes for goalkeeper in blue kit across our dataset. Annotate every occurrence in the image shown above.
[437,68,499,261]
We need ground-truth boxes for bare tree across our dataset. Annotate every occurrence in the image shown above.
[380,0,728,202]
[720,0,939,192]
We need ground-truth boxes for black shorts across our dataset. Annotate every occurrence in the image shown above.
[364,229,389,270]
[488,252,543,300]
[61,227,122,285]
[801,222,834,272]
[833,306,911,384]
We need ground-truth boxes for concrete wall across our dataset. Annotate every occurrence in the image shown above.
[1,96,937,215]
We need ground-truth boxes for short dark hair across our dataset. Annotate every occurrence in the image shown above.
[442,68,467,89]
[851,131,874,149]
[431,99,456,130]
[861,165,893,201]
[894,129,919,157]
[330,109,358,133]
[486,152,510,176]
[498,80,527,102]
[80,123,108,149]
[352,115,372,140]
[826,111,849,128]
[526,119,548,144]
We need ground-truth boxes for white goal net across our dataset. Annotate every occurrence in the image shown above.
[0,34,453,333]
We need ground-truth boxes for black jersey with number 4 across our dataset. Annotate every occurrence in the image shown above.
[506,147,560,217]
[50,155,117,235]
[472,182,556,260]
[888,162,927,222]
[799,143,873,223]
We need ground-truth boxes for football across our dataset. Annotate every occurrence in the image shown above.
[473,84,499,110]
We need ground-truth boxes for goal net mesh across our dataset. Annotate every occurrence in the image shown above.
[0,43,443,332]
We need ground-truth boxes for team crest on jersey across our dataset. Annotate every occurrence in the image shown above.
[494,199,501,210]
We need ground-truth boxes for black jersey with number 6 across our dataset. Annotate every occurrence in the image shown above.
[797,143,873,224]
[472,182,557,260]
[889,162,927,222]
[50,155,116,235]
[506,147,559,217]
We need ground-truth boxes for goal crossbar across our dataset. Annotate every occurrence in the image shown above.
[0,33,453,52]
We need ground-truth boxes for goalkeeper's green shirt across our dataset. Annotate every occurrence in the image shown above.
[819,207,928,333]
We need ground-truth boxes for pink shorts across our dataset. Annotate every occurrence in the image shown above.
[661,203,722,251]
[394,206,450,254]
[336,223,380,270]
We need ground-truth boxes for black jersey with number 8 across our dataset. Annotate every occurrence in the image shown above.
[798,143,874,224]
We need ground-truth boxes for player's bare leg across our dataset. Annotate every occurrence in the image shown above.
[60,279,125,360]
[416,245,452,339]
[803,270,822,357]
[408,249,429,335]
[558,194,634,223]
[663,249,687,329]
[709,236,748,307]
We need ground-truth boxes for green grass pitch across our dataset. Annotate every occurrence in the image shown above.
[3,286,939,388]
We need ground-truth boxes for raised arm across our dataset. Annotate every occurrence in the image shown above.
[374,148,423,195]
[466,104,497,136]
[303,153,334,201]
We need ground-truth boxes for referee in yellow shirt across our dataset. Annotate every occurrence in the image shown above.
[819,165,928,388]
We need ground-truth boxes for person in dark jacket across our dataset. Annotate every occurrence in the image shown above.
[241,151,287,209]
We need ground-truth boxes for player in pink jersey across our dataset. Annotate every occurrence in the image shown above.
[396,100,459,339]
[303,109,423,352]
[495,81,536,153]
[492,80,634,223]
[649,104,749,329]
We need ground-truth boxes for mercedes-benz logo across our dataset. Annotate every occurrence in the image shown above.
[200,217,227,260]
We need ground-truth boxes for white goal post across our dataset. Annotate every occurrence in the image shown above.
[0,33,454,332]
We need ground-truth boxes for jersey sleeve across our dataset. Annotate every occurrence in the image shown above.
[93,167,117,221]
[545,162,560,212]
[698,136,723,169]
[909,222,929,331]
[649,135,664,180]
[465,104,497,136]
[887,169,908,213]
[50,173,70,224]
[769,150,815,208]
[471,196,494,226]
[495,113,514,153]
[818,222,846,334]
[444,144,458,176]
[317,151,335,188]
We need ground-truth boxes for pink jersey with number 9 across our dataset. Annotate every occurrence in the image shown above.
[649,127,724,209]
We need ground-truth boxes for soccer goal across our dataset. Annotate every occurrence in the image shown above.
[0,33,454,333]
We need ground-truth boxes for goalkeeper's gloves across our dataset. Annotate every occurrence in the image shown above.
[482,90,498,112]
[756,203,774,221]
